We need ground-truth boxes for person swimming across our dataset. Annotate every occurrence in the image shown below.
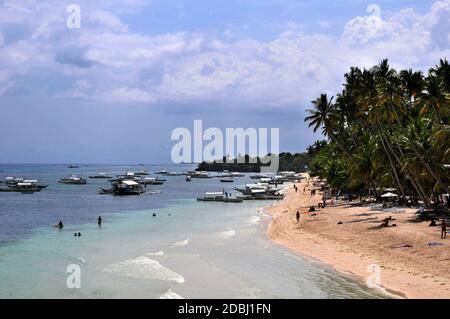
[153,213,156,217]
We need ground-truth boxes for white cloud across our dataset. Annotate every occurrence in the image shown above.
[0,0,449,104]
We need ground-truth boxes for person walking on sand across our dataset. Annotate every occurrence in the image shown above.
[296,211,300,223]
[441,220,447,239]
[98,216,102,228]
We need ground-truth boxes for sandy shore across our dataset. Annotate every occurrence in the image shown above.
[266,174,450,299]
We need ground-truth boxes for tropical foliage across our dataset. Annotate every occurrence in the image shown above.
[305,59,450,207]
[196,151,318,172]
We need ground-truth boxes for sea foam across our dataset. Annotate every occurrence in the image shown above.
[160,289,184,299]
[146,251,164,256]
[172,239,190,247]
[220,227,236,239]
[103,256,185,284]
[248,216,261,224]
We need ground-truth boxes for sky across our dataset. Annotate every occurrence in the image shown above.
[0,0,449,164]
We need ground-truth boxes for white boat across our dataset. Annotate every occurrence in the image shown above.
[89,173,112,179]
[141,177,164,185]
[197,192,243,203]
[59,175,87,185]
[99,179,145,195]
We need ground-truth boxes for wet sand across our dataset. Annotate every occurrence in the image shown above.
[266,174,450,299]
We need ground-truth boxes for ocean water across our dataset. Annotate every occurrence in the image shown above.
[0,164,387,298]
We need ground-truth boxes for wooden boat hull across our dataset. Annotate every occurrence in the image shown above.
[0,188,42,192]
[197,197,243,203]
[239,195,285,200]
[59,180,87,185]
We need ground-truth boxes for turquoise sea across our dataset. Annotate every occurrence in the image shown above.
[0,164,386,298]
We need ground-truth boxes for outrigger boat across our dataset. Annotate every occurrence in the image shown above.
[140,177,164,185]
[188,171,213,179]
[98,179,145,195]
[155,170,184,176]
[197,192,243,203]
[4,177,25,185]
[89,173,112,179]
[0,180,47,193]
[135,170,150,176]
[116,172,140,181]
[220,177,234,183]
[67,164,79,168]
[59,175,87,185]
[250,174,269,180]
[238,189,285,200]
[2,177,48,189]
[235,183,280,196]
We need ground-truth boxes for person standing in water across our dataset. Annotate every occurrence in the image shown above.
[98,216,102,227]
[57,220,64,230]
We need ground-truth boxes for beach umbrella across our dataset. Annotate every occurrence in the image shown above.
[381,192,398,198]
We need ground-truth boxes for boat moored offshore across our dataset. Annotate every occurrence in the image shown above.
[59,175,87,185]
[197,192,243,203]
[99,179,145,195]
[89,173,112,179]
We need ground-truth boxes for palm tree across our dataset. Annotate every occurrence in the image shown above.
[431,58,450,93]
[399,69,424,107]
[416,75,449,123]
[305,94,352,159]
[305,59,450,207]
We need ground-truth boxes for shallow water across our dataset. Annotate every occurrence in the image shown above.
[0,164,387,298]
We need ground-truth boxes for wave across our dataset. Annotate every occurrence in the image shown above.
[160,289,184,299]
[172,239,190,247]
[248,216,261,224]
[220,227,236,239]
[146,251,164,256]
[103,256,185,284]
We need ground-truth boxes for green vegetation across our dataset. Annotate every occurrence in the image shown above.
[196,149,323,173]
[305,59,450,207]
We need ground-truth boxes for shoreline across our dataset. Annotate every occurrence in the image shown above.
[265,175,450,299]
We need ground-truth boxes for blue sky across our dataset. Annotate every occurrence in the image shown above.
[0,0,448,163]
